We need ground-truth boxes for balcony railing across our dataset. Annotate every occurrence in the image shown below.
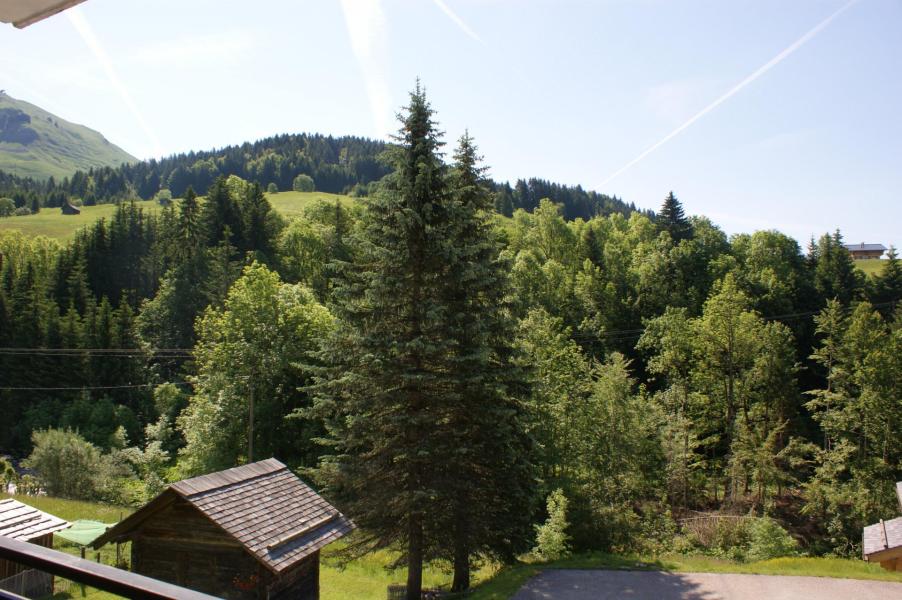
[0,535,219,599]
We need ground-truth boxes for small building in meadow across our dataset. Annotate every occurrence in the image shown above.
[844,243,886,260]
[0,498,70,592]
[60,202,81,215]
[92,458,352,600]
[863,482,902,572]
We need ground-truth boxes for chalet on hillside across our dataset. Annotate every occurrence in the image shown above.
[0,498,69,594]
[60,202,81,215]
[844,243,885,260]
[863,482,902,571]
[92,458,353,600]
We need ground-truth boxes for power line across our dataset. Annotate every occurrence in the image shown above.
[0,382,192,392]
[0,347,191,353]
[568,299,900,343]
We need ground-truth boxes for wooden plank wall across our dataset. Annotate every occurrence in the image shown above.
[268,552,318,600]
[131,500,270,600]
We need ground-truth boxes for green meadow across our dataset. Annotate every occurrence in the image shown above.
[854,258,888,277]
[4,494,900,600]
[0,192,354,242]
[0,200,161,241]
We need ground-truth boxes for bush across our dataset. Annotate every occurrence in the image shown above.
[154,188,173,205]
[533,489,571,560]
[25,429,103,499]
[0,197,14,217]
[266,182,279,193]
[292,173,315,192]
[746,517,798,561]
[13,206,31,216]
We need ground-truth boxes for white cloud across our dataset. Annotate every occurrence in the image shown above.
[339,0,393,138]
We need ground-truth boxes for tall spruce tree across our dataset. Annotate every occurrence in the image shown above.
[438,132,535,591]
[313,84,454,600]
[658,191,693,242]
[871,246,902,314]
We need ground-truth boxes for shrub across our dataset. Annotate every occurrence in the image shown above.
[25,429,103,499]
[0,197,14,217]
[746,517,798,561]
[1,456,16,490]
[266,182,279,193]
[13,206,31,216]
[533,489,571,560]
[16,474,40,495]
[292,173,315,192]
[154,188,173,205]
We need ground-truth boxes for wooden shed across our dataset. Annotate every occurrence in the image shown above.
[92,459,353,600]
[60,202,81,215]
[0,498,69,579]
[863,482,902,571]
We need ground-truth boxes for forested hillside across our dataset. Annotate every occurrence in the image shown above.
[1,90,901,597]
[0,122,643,222]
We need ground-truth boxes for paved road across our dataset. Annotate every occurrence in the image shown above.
[511,569,902,600]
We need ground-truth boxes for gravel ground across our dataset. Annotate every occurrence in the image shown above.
[511,569,902,600]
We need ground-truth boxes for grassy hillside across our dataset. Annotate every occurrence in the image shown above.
[0,192,354,241]
[0,92,136,180]
[265,190,356,218]
[0,200,162,240]
[854,258,887,277]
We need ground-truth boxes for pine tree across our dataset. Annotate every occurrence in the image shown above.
[871,246,902,314]
[438,132,535,591]
[313,84,452,600]
[658,191,693,242]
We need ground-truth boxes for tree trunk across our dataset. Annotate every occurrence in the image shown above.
[407,514,423,600]
[451,502,470,592]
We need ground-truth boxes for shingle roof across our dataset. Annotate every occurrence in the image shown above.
[94,459,353,574]
[844,243,886,252]
[0,498,69,541]
[863,517,902,558]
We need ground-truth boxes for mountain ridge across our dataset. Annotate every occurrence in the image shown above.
[0,91,136,180]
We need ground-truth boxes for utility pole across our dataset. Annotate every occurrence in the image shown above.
[248,382,254,462]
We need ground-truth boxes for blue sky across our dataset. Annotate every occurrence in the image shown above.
[2,0,900,249]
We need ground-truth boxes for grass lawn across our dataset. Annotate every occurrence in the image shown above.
[265,190,356,219]
[854,258,888,277]
[319,545,492,600]
[0,201,161,241]
[0,192,355,242]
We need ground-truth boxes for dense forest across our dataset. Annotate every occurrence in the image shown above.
[1,89,901,597]
[0,131,643,222]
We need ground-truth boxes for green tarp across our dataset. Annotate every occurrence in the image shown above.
[55,519,113,547]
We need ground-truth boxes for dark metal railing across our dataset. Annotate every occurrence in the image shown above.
[0,535,220,600]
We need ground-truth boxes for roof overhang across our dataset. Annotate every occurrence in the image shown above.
[0,0,87,29]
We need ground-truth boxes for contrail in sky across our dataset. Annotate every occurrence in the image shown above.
[599,0,860,187]
[339,0,393,138]
[67,7,163,158]
[431,0,484,44]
